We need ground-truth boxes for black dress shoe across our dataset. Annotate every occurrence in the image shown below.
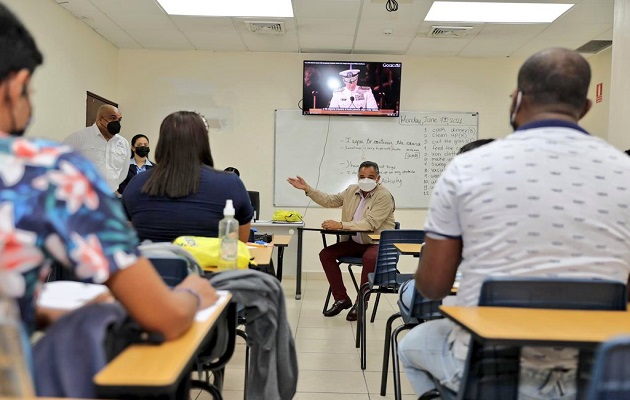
[323,298,352,317]
[346,304,358,321]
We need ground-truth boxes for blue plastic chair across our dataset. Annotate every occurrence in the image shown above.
[380,279,443,400]
[356,229,425,369]
[587,335,630,400]
[452,277,627,400]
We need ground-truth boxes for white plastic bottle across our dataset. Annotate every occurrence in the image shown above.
[218,199,239,271]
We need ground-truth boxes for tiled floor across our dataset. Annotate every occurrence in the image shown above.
[193,273,419,400]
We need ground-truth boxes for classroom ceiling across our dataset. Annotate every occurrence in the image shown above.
[55,0,614,58]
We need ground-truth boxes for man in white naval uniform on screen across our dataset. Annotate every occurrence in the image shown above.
[328,69,378,110]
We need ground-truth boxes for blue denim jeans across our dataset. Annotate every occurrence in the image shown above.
[398,318,464,396]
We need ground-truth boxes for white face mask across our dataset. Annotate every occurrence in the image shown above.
[358,178,377,192]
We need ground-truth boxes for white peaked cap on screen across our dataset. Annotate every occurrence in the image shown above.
[339,69,360,78]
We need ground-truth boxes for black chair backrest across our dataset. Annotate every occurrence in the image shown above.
[479,277,627,310]
[587,335,630,400]
[248,191,260,221]
[138,242,202,287]
[373,229,425,287]
[408,284,443,321]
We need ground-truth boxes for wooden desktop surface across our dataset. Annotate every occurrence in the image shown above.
[272,234,292,247]
[94,293,232,388]
[368,234,380,241]
[394,243,423,256]
[440,306,630,346]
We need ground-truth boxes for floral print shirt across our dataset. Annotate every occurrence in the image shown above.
[0,136,140,331]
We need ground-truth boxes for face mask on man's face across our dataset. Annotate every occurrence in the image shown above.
[358,178,377,192]
[106,120,121,135]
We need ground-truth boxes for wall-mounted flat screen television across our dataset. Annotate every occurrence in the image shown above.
[302,60,402,117]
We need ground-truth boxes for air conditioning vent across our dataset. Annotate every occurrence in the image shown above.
[245,21,285,34]
[428,25,473,38]
[575,40,612,54]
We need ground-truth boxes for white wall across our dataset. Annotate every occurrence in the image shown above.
[4,0,118,141]
[582,47,612,138]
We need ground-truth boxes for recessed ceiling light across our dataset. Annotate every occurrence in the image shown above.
[425,2,574,23]
[156,0,294,18]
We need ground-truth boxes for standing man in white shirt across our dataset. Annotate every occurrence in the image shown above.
[63,104,130,192]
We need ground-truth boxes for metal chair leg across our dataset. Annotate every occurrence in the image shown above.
[236,328,249,400]
[392,323,413,400]
[381,312,402,395]
[370,293,381,323]
[323,286,332,314]
[356,282,369,349]
[360,286,373,369]
[348,264,360,292]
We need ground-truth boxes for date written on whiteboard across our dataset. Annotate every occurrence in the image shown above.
[399,115,465,125]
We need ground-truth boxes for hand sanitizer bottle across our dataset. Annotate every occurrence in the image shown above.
[218,199,239,271]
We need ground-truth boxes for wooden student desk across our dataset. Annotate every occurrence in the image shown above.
[94,293,233,399]
[440,306,630,398]
[394,242,423,256]
[440,306,630,348]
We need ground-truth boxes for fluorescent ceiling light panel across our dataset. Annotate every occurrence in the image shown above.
[425,2,573,23]
[156,0,294,18]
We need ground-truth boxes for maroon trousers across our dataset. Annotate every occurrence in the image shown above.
[319,240,378,302]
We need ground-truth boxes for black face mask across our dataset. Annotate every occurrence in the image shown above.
[106,120,121,135]
[135,146,150,157]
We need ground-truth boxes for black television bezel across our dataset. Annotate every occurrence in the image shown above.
[302,60,402,117]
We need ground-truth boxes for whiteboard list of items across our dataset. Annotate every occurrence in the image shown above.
[274,109,478,208]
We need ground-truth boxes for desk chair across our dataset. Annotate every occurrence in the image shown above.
[356,229,425,369]
[452,277,627,400]
[248,191,260,221]
[322,222,400,314]
[586,335,630,400]
[138,242,239,399]
[380,279,443,400]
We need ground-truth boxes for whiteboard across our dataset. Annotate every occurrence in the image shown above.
[274,109,478,208]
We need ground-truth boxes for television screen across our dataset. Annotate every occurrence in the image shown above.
[302,60,402,117]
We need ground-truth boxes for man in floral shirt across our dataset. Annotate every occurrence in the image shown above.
[0,3,217,342]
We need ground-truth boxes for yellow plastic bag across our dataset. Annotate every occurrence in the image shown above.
[272,210,303,222]
[173,236,254,271]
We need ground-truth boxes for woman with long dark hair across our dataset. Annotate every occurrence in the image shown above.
[116,134,153,195]
[123,111,253,242]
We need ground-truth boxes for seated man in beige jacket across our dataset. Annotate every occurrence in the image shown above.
[288,161,395,321]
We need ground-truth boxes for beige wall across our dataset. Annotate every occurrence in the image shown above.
[6,0,616,273]
[582,47,612,138]
[4,0,118,141]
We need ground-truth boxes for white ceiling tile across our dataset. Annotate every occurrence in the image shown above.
[57,0,101,14]
[240,32,300,52]
[183,31,248,51]
[108,13,176,31]
[299,35,354,51]
[126,30,194,50]
[293,0,361,20]
[558,4,614,24]
[88,0,165,14]
[94,28,142,49]
[297,18,356,36]
[407,37,472,55]
[54,0,615,57]
[170,16,235,33]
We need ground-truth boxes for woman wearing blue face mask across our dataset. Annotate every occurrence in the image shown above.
[116,134,153,196]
